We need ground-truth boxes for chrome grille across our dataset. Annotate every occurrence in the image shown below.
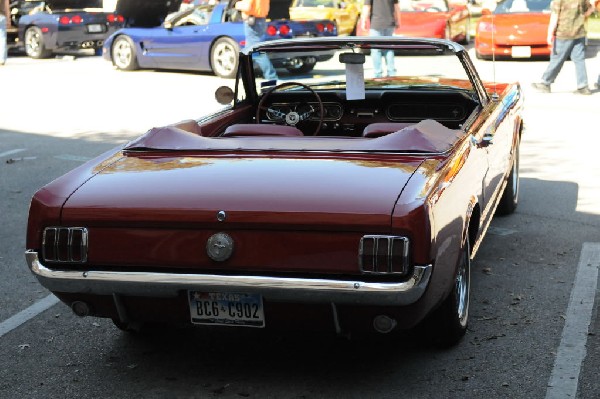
[42,227,88,263]
[359,235,409,275]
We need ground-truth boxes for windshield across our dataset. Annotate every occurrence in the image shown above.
[251,44,475,97]
[494,0,551,13]
[398,0,450,12]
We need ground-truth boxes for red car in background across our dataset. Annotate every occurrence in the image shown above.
[356,0,471,44]
[475,0,552,60]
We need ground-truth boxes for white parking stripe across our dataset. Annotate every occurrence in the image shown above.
[546,242,600,399]
[0,295,60,338]
[0,149,26,158]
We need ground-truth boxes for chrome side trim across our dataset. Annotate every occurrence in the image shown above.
[25,251,432,306]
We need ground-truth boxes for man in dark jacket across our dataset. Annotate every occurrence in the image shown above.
[361,0,401,78]
[531,0,594,95]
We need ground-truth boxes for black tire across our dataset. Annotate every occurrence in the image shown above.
[285,57,316,74]
[111,35,139,71]
[24,26,52,59]
[429,235,471,348]
[210,37,239,79]
[496,139,520,215]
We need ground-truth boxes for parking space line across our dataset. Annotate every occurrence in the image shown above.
[545,242,600,399]
[0,149,26,158]
[0,295,60,339]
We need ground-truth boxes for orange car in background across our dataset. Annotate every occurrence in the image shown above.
[475,0,552,60]
[289,0,362,35]
[356,0,471,43]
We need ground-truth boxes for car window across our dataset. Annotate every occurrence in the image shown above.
[399,0,449,12]
[293,0,337,7]
[494,0,551,13]
[171,4,215,26]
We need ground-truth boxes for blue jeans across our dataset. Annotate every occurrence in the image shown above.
[0,15,7,65]
[369,28,395,78]
[541,37,588,89]
[244,18,278,81]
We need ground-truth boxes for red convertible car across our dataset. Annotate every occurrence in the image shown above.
[356,0,471,44]
[475,0,553,60]
[25,37,523,347]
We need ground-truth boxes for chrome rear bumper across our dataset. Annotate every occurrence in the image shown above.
[26,250,432,306]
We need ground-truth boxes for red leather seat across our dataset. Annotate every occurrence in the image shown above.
[362,122,415,138]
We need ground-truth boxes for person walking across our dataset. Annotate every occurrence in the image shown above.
[0,0,9,65]
[235,0,278,81]
[360,0,401,78]
[531,0,594,95]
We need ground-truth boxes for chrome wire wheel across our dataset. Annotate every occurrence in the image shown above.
[455,241,471,327]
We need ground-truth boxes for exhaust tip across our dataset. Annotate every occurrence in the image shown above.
[71,301,91,317]
[373,315,397,334]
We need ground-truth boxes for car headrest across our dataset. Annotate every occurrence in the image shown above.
[222,124,304,137]
[362,122,415,138]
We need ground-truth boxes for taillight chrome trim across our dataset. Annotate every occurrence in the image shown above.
[359,235,409,275]
[42,227,88,263]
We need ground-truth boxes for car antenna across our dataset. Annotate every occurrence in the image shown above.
[491,10,499,101]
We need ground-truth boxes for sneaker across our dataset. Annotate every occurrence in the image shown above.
[574,87,592,95]
[531,82,551,93]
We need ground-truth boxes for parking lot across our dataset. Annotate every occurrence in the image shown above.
[1,45,600,398]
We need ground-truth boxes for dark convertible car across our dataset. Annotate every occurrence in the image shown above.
[102,0,337,78]
[26,37,523,347]
[15,0,124,58]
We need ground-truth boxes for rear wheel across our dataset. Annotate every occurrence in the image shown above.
[496,139,520,215]
[112,35,138,71]
[24,26,52,59]
[210,37,239,79]
[429,235,471,347]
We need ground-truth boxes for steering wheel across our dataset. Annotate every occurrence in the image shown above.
[256,82,324,136]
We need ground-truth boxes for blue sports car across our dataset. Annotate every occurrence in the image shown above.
[102,0,338,78]
[16,0,125,58]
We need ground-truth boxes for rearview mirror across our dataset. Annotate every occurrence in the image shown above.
[339,52,365,64]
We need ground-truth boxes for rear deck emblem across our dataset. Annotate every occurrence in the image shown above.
[206,232,234,261]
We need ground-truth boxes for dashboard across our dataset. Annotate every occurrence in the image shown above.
[260,90,479,136]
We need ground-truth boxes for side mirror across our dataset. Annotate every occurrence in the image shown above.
[215,86,235,105]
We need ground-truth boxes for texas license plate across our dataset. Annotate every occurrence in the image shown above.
[87,24,104,33]
[188,291,265,327]
[511,46,531,58]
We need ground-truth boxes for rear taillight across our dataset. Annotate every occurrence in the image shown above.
[325,22,335,32]
[59,15,83,25]
[279,24,290,35]
[43,227,88,263]
[359,235,409,275]
[316,23,324,33]
[266,25,277,36]
[107,14,124,24]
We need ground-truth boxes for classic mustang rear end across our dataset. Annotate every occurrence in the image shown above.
[26,37,523,346]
